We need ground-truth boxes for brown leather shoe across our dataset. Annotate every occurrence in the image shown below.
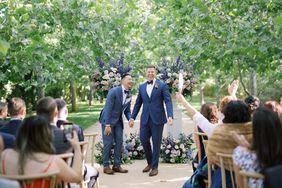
[112,166,128,173]
[103,167,114,175]
[149,168,158,177]
[142,165,152,173]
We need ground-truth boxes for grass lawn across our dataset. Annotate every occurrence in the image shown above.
[186,95,217,111]
[67,101,104,130]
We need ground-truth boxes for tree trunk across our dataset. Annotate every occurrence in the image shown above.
[249,69,257,96]
[37,86,45,100]
[89,87,93,106]
[199,85,205,106]
[70,80,77,112]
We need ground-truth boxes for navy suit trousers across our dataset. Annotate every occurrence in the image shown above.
[101,121,123,167]
[140,116,164,169]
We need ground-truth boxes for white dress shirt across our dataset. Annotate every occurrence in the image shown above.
[192,112,219,137]
[146,79,156,98]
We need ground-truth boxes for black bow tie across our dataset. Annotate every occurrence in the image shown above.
[124,90,129,94]
[147,80,153,85]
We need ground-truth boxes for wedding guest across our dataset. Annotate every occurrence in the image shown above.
[263,100,282,117]
[0,115,82,184]
[0,102,8,128]
[55,98,99,187]
[244,95,260,114]
[36,96,72,154]
[233,107,282,188]
[0,132,15,149]
[0,98,26,137]
[55,99,84,141]
[192,103,218,171]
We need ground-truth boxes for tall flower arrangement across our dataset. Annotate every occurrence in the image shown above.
[91,53,132,100]
[157,56,196,97]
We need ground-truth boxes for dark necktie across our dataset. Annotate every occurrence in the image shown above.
[147,80,153,85]
[124,90,129,94]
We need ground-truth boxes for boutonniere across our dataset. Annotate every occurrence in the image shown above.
[154,83,158,89]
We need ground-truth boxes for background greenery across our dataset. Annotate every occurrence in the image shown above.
[1,0,281,113]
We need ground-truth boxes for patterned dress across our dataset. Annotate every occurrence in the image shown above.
[232,146,263,188]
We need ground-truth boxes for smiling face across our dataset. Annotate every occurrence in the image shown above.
[146,67,156,81]
[122,75,133,90]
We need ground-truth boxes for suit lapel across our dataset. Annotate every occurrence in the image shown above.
[142,83,150,100]
[117,86,123,107]
[150,79,159,99]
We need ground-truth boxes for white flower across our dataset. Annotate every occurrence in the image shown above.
[167,144,171,149]
[137,146,143,151]
[177,150,181,156]
[128,152,132,156]
[180,144,185,149]
[170,158,175,163]
[104,70,109,75]
[182,154,186,158]
[133,151,138,156]
[165,149,170,154]
[175,139,180,144]
[174,145,179,149]
[102,74,110,80]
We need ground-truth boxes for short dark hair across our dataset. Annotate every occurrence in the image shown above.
[121,73,132,80]
[244,95,260,113]
[36,96,57,122]
[8,97,26,116]
[146,65,156,70]
[55,98,67,111]
[252,107,282,169]
[223,100,251,123]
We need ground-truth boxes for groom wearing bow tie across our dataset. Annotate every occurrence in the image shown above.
[130,65,173,176]
[99,73,133,175]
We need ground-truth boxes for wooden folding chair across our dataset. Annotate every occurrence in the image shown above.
[0,171,59,188]
[239,170,264,188]
[57,153,74,188]
[216,152,236,188]
[84,132,99,166]
[194,131,208,163]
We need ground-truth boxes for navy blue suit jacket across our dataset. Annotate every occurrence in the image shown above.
[131,79,173,126]
[99,86,131,128]
[0,119,22,137]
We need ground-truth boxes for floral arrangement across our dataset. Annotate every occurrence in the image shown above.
[91,53,132,100]
[124,133,146,160]
[160,133,194,163]
[157,56,196,97]
[95,141,132,165]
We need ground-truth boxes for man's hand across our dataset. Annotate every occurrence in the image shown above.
[167,117,173,126]
[104,126,112,136]
[129,120,134,128]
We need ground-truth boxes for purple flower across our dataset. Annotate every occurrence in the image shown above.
[96,57,104,68]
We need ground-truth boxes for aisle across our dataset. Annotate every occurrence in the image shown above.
[84,100,195,188]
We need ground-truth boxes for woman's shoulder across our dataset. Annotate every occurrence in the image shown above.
[233,146,257,164]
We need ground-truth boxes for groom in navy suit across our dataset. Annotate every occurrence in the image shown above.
[99,73,133,175]
[130,65,173,176]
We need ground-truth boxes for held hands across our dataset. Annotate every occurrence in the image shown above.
[104,125,112,136]
[129,119,134,128]
[167,117,173,126]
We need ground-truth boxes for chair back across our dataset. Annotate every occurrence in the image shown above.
[0,171,59,188]
[216,152,236,188]
[239,170,264,188]
[84,133,99,166]
[194,131,208,163]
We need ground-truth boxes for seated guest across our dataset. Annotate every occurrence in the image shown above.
[0,98,26,136]
[0,115,82,184]
[36,97,71,154]
[0,102,8,128]
[233,107,282,188]
[55,99,84,141]
[0,132,15,149]
[264,100,282,118]
[244,95,260,114]
[192,103,218,171]
[55,98,99,187]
